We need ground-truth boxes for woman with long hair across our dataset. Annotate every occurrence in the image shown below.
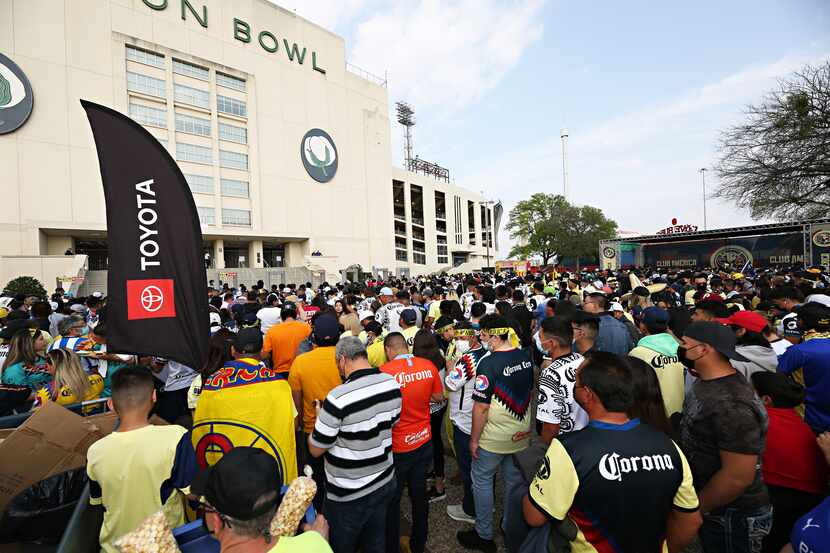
[336,298,361,336]
[413,328,448,503]
[622,356,673,436]
[1,328,50,391]
[188,328,234,412]
[35,348,103,409]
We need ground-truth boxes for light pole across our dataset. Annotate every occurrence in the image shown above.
[479,200,495,270]
[560,128,569,200]
[699,168,708,230]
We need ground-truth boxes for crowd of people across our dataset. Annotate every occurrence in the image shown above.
[1,264,829,553]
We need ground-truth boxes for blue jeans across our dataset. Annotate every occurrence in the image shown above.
[326,480,394,553]
[471,446,525,540]
[387,441,433,553]
[453,425,475,517]
[699,505,774,553]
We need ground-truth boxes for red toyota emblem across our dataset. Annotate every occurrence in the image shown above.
[127,279,176,320]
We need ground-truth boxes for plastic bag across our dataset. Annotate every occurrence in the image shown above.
[0,467,88,544]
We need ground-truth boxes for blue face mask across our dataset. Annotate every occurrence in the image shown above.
[471,323,480,331]
[534,331,547,355]
[80,325,90,335]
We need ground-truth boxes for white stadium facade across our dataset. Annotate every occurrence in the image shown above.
[0,0,500,292]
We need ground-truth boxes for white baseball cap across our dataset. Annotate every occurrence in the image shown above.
[209,312,222,328]
[358,309,374,322]
[806,294,830,308]
[49,301,59,311]
[609,302,624,313]
[380,287,394,296]
[92,291,103,298]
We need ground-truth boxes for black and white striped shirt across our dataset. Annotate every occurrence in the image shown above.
[310,367,402,502]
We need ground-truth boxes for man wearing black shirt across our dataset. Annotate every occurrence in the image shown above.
[679,322,771,553]
[523,351,701,552]
[511,290,534,349]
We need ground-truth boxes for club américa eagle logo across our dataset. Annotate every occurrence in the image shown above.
[301,128,338,183]
[0,54,34,135]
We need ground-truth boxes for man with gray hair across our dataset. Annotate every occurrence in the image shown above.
[308,336,402,553]
[193,446,332,552]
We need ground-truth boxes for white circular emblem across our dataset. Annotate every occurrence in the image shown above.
[140,285,164,312]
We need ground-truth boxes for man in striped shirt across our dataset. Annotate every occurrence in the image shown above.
[309,336,402,553]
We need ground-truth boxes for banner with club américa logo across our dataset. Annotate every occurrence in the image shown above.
[82,100,208,370]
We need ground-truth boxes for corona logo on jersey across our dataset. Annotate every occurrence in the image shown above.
[191,359,297,484]
[598,451,676,482]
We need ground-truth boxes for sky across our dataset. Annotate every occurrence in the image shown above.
[273,0,830,258]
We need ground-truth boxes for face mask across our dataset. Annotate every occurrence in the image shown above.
[80,325,90,335]
[481,340,492,352]
[455,340,470,355]
[677,345,702,376]
[534,332,547,355]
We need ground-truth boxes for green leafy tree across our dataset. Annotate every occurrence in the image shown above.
[714,62,830,219]
[506,194,618,269]
[506,194,573,265]
[4,276,48,299]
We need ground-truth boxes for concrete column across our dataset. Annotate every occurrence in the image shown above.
[213,239,225,269]
[285,241,307,267]
[249,240,264,268]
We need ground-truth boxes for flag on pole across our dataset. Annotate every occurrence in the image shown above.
[81,100,208,369]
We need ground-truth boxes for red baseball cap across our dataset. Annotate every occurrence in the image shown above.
[716,311,768,333]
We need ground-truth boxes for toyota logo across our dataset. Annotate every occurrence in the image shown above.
[140,285,164,312]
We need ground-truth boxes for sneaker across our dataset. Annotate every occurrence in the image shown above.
[447,504,476,524]
[457,529,496,552]
[428,487,447,503]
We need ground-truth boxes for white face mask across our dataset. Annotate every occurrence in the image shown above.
[481,340,492,352]
[455,340,471,355]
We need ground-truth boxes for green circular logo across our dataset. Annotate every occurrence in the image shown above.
[0,54,34,135]
[301,128,338,183]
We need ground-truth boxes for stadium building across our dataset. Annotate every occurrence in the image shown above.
[0,0,500,291]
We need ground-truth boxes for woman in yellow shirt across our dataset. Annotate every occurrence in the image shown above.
[34,348,103,409]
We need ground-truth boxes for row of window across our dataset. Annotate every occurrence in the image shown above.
[126,45,245,91]
[130,102,248,144]
[184,174,250,197]
[127,72,248,117]
[196,206,251,227]
[176,143,249,170]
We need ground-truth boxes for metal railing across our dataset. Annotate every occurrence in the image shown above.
[346,63,387,87]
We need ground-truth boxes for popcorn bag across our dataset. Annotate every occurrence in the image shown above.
[115,510,180,553]
[270,465,317,538]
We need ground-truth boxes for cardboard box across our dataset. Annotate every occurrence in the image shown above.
[0,403,117,514]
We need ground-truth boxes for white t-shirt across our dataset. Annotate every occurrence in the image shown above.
[536,352,588,434]
[256,307,282,334]
[375,302,405,333]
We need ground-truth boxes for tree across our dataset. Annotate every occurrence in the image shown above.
[558,205,619,271]
[4,276,47,299]
[506,193,573,265]
[506,193,618,269]
[714,62,830,220]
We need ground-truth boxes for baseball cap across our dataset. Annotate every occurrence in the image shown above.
[70,304,86,313]
[191,447,282,521]
[571,310,600,324]
[92,291,103,298]
[794,302,830,331]
[233,327,263,353]
[609,302,624,313]
[683,321,749,362]
[357,309,374,322]
[400,308,417,325]
[379,287,394,296]
[313,314,340,341]
[716,311,768,333]
[806,294,830,309]
[642,306,670,326]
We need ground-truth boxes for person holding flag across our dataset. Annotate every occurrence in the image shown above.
[192,328,298,483]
